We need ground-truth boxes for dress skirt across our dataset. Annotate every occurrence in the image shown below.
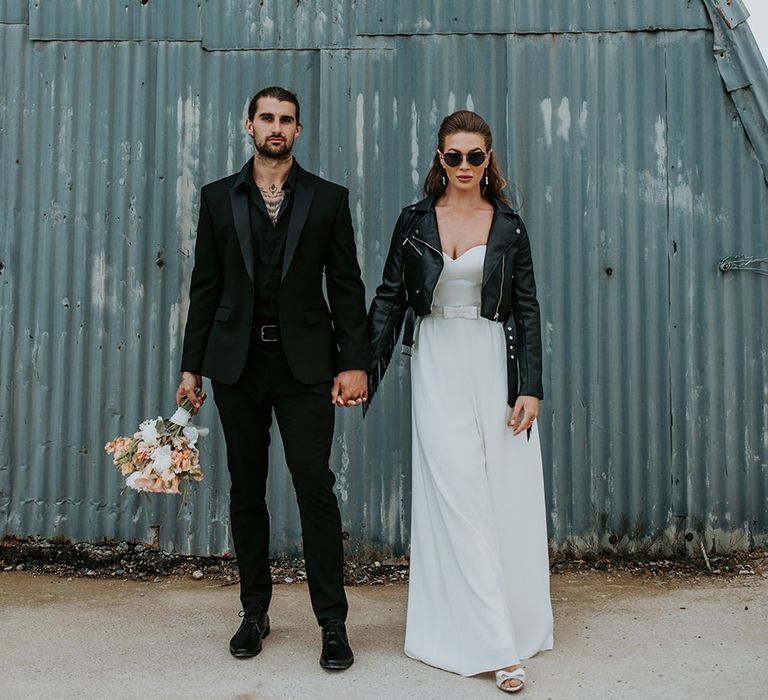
[404,247,553,676]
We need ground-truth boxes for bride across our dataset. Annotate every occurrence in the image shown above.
[367,110,553,693]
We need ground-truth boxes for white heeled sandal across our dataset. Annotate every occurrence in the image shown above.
[495,667,526,693]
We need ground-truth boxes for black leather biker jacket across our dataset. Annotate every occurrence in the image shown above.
[366,194,544,410]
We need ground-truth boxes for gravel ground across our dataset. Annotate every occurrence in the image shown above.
[2,536,765,586]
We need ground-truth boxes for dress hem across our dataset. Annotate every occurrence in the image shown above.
[404,640,553,678]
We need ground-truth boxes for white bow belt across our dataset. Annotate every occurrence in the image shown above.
[431,305,480,320]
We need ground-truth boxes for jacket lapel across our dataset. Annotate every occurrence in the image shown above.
[230,185,254,286]
[410,195,442,252]
[482,199,522,283]
[413,195,519,279]
[281,168,315,280]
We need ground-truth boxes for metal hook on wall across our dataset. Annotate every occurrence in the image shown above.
[717,255,768,275]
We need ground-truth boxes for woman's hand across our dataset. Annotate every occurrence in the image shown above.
[508,395,539,436]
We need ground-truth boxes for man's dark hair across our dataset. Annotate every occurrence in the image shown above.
[247,86,301,125]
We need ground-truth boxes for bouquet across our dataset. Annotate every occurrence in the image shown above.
[105,389,209,495]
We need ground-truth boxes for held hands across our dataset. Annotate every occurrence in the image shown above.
[176,371,206,415]
[509,395,539,436]
[331,370,368,408]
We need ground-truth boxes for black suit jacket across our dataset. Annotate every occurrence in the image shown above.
[180,160,370,385]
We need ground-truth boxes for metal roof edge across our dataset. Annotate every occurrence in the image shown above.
[703,0,768,186]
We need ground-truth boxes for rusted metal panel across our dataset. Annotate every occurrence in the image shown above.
[703,0,768,186]
[503,31,675,548]
[0,24,25,537]
[29,0,202,41]
[666,28,768,549]
[201,0,357,50]
[356,0,710,35]
[0,0,28,23]
[0,28,323,554]
[709,0,750,29]
[318,38,509,555]
[515,0,710,33]
[1,2,767,556]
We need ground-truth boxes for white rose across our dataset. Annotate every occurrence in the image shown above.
[182,426,199,446]
[139,418,161,446]
[150,445,172,474]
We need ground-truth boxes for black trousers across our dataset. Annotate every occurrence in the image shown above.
[211,327,347,626]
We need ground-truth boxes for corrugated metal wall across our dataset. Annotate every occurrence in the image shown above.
[1,1,766,557]
[356,0,711,34]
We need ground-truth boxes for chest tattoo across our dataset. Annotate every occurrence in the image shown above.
[259,187,285,227]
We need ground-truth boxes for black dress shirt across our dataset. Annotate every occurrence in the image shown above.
[245,158,299,318]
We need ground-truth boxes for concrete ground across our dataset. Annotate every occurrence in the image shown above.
[0,571,765,700]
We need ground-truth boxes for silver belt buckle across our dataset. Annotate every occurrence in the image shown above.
[260,324,278,342]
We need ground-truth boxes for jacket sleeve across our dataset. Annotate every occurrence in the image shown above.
[180,188,223,374]
[325,189,371,372]
[364,211,408,413]
[511,218,544,399]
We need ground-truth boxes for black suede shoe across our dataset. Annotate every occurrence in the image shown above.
[319,619,354,670]
[229,607,270,658]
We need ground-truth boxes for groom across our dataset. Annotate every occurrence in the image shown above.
[176,86,369,669]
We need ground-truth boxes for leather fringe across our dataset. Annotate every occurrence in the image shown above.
[363,305,407,417]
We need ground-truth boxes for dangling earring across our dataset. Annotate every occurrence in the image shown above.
[484,170,489,187]
[442,172,447,187]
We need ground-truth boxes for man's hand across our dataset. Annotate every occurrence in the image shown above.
[176,371,206,415]
[331,370,368,407]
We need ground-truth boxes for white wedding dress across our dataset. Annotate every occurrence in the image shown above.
[405,245,553,676]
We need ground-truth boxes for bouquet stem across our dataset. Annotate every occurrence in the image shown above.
[166,387,204,437]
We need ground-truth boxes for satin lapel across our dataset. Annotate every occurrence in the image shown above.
[281,176,315,280]
[482,211,520,283]
[229,186,254,285]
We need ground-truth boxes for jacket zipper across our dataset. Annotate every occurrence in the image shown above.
[402,237,424,256]
[493,254,505,320]
[411,234,442,257]
[407,230,443,311]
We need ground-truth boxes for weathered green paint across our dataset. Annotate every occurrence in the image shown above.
[1,2,766,556]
